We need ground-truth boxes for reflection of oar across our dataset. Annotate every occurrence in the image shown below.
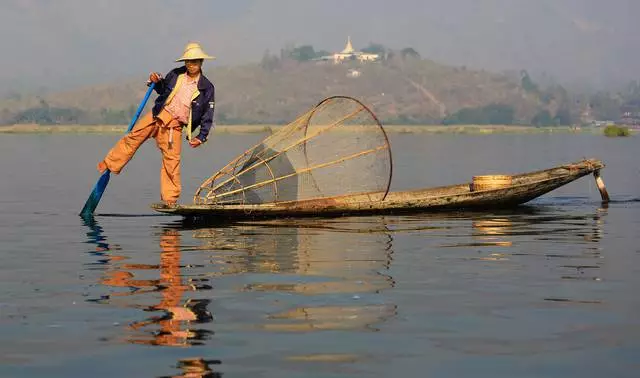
[80,83,155,217]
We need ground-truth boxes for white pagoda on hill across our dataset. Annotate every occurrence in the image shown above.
[318,37,380,64]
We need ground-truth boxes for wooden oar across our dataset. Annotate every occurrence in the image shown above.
[80,83,155,217]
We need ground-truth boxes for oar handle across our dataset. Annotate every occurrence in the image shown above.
[127,82,155,132]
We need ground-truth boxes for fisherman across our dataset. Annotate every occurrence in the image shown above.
[97,42,216,207]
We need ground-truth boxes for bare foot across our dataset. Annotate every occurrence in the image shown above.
[97,160,108,173]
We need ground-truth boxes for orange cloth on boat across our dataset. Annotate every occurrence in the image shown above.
[101,109,183,203]
[164,74,199,125]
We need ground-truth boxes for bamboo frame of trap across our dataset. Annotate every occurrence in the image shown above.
[193,96,393,207]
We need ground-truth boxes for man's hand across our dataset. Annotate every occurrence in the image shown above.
[149,72,162,83]
[188,138,203,148]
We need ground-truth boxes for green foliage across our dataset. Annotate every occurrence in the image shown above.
[361,43,387,56]
[586,80,640,121]
[100,108,130,124]
[553,107,572,125]
[531,108,572,126]
[621,81,640,116]
[5,103,132,125]
[540,92,554,104]
[11,105,87,124]
[624,80,640,99]
[281,45,334,62]
[260,50,281,71]
[385,50,396,61]
[288,45,318,61]
[443,104,515,125]
[603,125,630,137]
[520,70,538,93]
[589,91,621,120]
[384,114,438,125]
[401,47,420,59]
[531,110,554,126]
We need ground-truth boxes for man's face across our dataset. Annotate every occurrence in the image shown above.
[185,59,203,75]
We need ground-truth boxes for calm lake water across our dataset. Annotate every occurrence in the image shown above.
[0,132,639,377]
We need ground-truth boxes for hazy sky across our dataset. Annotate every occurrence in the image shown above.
[1,0,638,92]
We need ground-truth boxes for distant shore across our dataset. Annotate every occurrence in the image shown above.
[0,123,620,135]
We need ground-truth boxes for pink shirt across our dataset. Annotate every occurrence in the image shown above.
[164,74,199,124]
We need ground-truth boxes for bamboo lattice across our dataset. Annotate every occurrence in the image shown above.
[194,96,393,205]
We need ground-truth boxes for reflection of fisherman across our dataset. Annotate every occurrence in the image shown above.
[130,229,212,346]
[101,228,212,346]
[160,358,221,378]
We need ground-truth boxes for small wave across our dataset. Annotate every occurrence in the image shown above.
[607,197,640,203]
[97,213,172,218]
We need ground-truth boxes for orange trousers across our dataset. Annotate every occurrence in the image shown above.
[102,110,183,203]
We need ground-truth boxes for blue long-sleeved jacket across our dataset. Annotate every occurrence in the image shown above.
[151,66,215,142]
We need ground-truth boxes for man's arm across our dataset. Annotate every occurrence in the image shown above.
[195,87,215,143]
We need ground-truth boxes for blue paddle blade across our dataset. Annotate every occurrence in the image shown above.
[80,170,111,216]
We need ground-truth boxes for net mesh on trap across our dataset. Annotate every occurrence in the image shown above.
[194,96,393,205]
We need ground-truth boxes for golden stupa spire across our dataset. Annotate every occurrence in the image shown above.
[341,36,355,54]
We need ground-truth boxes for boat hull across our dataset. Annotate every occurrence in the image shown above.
[152,159,604,219]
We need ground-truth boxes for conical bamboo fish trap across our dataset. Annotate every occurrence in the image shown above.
[194,96,393,206]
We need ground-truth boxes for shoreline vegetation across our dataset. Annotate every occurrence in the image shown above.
[603,124,631,137]
[0,123,630,135]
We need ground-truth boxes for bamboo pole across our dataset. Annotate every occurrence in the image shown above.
[593,170,610,203]
[206,145,388,202]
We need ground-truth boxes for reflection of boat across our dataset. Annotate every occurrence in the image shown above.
[473,218,512,236]
[186,217,397,332]
[153,159,607,219]
[263,304,397,332]
[472,217,513,252]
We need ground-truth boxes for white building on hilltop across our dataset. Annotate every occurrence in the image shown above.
[317,37,380,64]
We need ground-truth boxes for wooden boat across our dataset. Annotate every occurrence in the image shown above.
[151,97,609,220]
[151,158,608,219]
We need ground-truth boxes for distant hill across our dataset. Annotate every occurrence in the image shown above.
[0,56,631,126]
[2,1,640,93]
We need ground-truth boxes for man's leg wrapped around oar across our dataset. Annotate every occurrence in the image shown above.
[98,112,158,174]
[97,109,183,205]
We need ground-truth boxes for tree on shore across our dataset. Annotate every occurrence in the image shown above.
[443,104,515,125]
[361,43,387,58]
[401,47,420,59]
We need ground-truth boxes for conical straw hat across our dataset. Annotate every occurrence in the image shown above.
[176,42,215,62]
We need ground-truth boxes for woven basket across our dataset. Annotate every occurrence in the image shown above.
[471,175,512,191]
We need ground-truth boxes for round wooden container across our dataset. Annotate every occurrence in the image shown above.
[471,175,512,191]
